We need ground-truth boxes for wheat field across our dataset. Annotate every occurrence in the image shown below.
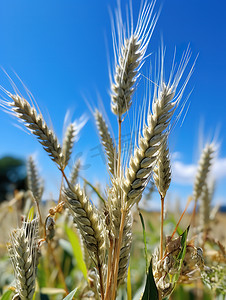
[0,1,225,300]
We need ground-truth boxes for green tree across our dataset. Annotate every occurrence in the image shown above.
[0,156,26,202]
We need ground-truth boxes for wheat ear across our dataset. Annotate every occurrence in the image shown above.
[7,218,40,300]
[123,80,184,209]
[62,122,77,168]
[0,92,64,168]
[193,143,215,201]
[64,183,106,298]
[110,0,158,117]
[153,136,171,258]
[199,184,211,231]
[191,143,215,225]
[95,109,117,176]
[153,136,171,199]
[117,211,132,285]
[27,156,43,202]
[69,159,81,185]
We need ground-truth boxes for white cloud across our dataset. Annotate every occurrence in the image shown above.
[212,157,226,180]
[172,160,196,185]
[171,154,226,185]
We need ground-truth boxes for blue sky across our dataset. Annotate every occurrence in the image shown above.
[0,0,225,208]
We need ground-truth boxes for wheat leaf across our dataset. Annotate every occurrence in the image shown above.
[127,264,132,300]
[139,211,148,273]
[1,290,13,300]
[171,226,190,285]
[65,225,88,280]
[63,287,78,300]
[141,259,159,300]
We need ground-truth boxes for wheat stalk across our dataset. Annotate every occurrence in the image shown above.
[0,92,64,168]
[7,218,40,300]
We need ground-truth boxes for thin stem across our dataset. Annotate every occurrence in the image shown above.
[105,237,114,299]
[117,117,122,178]
[58,176,64,204]
[55,175,64,221]
[34,197,43,227]
[48,241,69,295]
[171,196,192,240]
[97,257,105,300]
[60,168,71,187]
[111,208,127,300]
[191,198,197,226]
[160,196,165,259]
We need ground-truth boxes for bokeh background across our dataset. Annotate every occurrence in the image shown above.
[0,0,225,209]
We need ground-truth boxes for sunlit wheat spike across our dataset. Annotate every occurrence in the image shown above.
[153,136,171,198]
[193,143,215,201]
[123,84,178,208]
[199,183,211,231]
[110,1,158,117]
[117,211,132,285]
[1,92,64,168]
[109,178,122,235]
[62,122,77,168]
[64,183,105,265]
[95,109,117,176]
[123,48,192,208]
[7,218,40,300]
[27,156,43,201]
[70,159,81,186]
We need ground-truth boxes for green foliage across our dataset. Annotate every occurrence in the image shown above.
[63,287,78,300]
[171,226,190,286]
[0,156,26,202]
[64,225,88,280]
[142,260,159,300]
[139,211,148,273]
[127,265,132,300]
[1,290,13,300]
